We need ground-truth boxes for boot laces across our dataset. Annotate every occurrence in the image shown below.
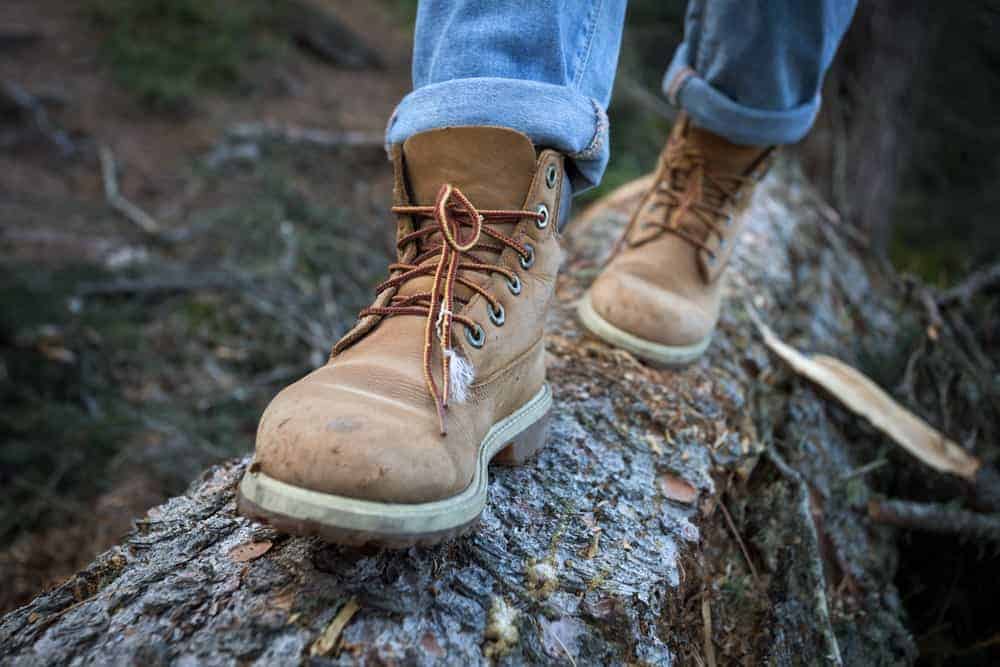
[360,184,541,435]
[631,143,753,260]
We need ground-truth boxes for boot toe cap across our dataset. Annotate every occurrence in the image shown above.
[588,268,715,347]
[252,369,466,504]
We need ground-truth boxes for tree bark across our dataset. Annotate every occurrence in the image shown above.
[0,166,919,665]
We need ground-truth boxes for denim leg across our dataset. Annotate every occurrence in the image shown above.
[663,0,858,146]
[386,0,627,193]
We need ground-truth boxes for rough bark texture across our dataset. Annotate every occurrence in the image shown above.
[0,165,919,665]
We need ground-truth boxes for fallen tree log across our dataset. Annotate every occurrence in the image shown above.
[2,165,942,664]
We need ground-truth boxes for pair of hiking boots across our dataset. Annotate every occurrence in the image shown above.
[237,114,773,547]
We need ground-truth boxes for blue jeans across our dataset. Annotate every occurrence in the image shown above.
[386,0,857,193]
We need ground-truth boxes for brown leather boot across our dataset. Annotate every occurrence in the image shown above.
[579,113,773,366]
[238,127,567,547]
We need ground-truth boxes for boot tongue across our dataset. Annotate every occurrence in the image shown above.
[658,116,769,234]
[402,126,538,209]
[395,127,539,301]
[678,115,768,177]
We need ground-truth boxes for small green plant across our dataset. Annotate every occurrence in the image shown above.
[88,0,275,111]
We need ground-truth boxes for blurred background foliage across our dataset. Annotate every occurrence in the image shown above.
[1,0,997,643]
[886,3,1000,281]
[78,0,1000,278]
[88,0,275,111]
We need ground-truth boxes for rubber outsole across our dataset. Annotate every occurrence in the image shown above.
[237,384,552,548]
[576,293,711,368]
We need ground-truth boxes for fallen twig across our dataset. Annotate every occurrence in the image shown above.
[309,597,360,657]
[701,596,717,667]
[839,458,889,481]
[717,498,761,587]
[801,183,871,249]
[76,273,237,298]
[549,625,578,667]
[227,122,383,150]
[944,308,993,372]
[868,499,1000,543]
[916,282,997,414]
[956,631,1000,657]
[938,261,1000,306]
[897,335,927,403]
[919,288,945,339]
[99,145,162,236]
[0,80,74,154]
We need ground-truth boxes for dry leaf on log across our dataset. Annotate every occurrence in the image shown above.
[750,309,980,481]
[228,540,272,563]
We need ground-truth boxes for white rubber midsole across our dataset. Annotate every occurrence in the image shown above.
[577,293,711,366]
[238,384,552,535]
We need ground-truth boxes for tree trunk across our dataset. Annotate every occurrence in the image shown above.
[0,166,919,665]
[799,0,931,252]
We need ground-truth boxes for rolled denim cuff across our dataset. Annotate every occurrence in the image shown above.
[385,77,609,194]
[663,44,820,147]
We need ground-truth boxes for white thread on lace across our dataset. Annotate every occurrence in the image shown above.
[445,349,475,404]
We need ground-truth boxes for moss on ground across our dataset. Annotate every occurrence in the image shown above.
[87,0,287,111]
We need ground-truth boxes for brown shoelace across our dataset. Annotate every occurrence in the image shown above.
[633,144,753,260]
[361,183,541,435]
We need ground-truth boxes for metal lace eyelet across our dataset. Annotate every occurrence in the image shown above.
[718,238,727,249]
[506,273,522,295]
[545,163,559,189]
[707,252,717,265]
[535,204,549,229]
[465,323,485,348]
[488,302,505,326]
[724,215,733,227]
[519,244,535,270]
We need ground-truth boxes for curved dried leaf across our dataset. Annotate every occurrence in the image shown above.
[752,312,980,480]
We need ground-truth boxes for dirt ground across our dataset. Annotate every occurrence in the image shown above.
[1,0,410,234]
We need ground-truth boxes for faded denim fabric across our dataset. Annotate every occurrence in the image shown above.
[387,0,856,193]
[386,0,627,194]
[663,0,858,146]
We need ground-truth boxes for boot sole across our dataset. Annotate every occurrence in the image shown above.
[576,293,711,368]
[236,384,552,548]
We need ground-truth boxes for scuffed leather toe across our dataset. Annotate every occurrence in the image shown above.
[589,267,716,347]
[253,367,466,504]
